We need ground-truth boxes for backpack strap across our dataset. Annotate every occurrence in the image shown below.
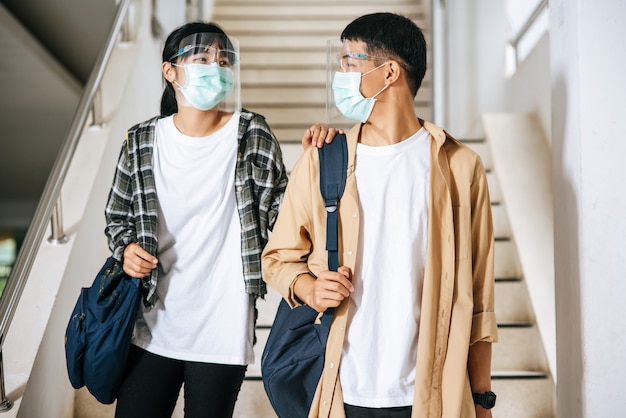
[317,133,348,325]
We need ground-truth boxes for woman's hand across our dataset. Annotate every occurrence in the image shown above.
[123,243,158,278]
[301,124,344,149]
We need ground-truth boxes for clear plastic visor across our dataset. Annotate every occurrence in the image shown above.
[326,40,389,125]
[169,33,241,112]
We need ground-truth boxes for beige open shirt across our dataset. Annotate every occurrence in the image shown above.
[262,120,498,418]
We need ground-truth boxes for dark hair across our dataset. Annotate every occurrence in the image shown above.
[160,21,231,116]
[341,13,427,97]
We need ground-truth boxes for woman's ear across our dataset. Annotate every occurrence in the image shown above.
[162,61,176,83]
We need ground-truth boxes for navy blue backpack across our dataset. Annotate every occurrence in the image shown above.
[261,134,348,418]
[65,256,141,404]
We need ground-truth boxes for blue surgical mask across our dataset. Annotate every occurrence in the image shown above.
[174,63,234,110]
[331,63,389,123]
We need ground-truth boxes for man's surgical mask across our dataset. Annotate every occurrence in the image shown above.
[174,63,234,111]
[331,62,389,123]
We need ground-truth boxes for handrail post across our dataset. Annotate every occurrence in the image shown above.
[89,88,106,129]
[120,9,131,43]
[48,199,69,245]
[0,350,13,412]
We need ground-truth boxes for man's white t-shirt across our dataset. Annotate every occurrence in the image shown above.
[340,127,430,407]
[132,113,255,365]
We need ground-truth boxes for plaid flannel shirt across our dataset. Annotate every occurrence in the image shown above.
[104,109,288,307]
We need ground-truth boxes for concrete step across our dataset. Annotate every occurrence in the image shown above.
[233,374,556,418]
[494,240,523,279]
[495,278,533,322]
[241,85,432,107]
[214,4,424,19]
[487,171,503,204]
[220,0,423,4]
[219,16,429,35]
[493,323,549,371]
[238,49,432,70]
[492,205,512,239]
[254,311,545,378]
[233,33,430,51]
[234,380,277,418]
[276,137,492,180]
[240,68,433,87]
[249,104,433,132]
[491,372,555,418]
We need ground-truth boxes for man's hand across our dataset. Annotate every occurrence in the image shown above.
[123,242,158,278]
[302,124,344,149]
[294,266,353,312]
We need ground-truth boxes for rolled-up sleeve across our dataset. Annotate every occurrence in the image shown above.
[262,147,320,306]
[470,155,498,344]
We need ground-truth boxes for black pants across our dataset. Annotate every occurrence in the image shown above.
[345,403,413,418]
[115,345,247,418]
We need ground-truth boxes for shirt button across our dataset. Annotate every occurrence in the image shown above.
[347,250,353,256]
[353,212,358,218]
[237,186,243,192]
[244,267,249,273]
[330,362,334,368]
[323,400,327,406]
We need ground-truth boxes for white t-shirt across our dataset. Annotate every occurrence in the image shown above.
[132,113,255,365]
[340,127,430,407]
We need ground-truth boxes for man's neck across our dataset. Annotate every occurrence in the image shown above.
[358,105,423,147]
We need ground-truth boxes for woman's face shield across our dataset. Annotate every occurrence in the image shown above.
[169,33,241,113]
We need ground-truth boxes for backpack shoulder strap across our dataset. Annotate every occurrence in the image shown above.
[317,133,348,325]
[318,133,348,273]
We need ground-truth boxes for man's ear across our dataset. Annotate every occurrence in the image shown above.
[384,60,403,86]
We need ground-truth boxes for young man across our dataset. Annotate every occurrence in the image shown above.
[262,12,497,418]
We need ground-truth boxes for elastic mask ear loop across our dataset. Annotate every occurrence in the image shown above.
[371,84,389,99]
[171,63,186,89]
[362,61,390,100]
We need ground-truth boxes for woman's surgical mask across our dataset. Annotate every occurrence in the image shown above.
[331,62,389,123]
[174,62,234,111]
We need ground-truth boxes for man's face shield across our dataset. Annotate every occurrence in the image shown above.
[326,40,352,126]
[169,33,241,112]
[326,40,386,125]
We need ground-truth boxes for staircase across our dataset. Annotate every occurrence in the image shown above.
[213,1,556,418]
[60,0,556,416]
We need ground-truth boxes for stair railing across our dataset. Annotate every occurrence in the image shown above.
[0,0,135,411]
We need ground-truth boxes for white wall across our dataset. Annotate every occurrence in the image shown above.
[504,32,551,146]
[441,0,550,141]
[441,0,507,138]
[550,0,626,416]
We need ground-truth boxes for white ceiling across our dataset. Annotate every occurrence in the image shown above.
[0,0,116,228]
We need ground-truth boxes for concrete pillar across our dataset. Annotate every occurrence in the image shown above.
[550,1,626,416]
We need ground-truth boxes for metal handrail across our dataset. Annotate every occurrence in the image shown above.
[0,0,133,402]
[508,0,549,65]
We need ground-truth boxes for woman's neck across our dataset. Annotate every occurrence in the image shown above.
[173,107,233,137]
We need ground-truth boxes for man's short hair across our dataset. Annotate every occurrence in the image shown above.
[341,12,427,97]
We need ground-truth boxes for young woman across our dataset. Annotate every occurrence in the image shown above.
[104,21,288,417]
